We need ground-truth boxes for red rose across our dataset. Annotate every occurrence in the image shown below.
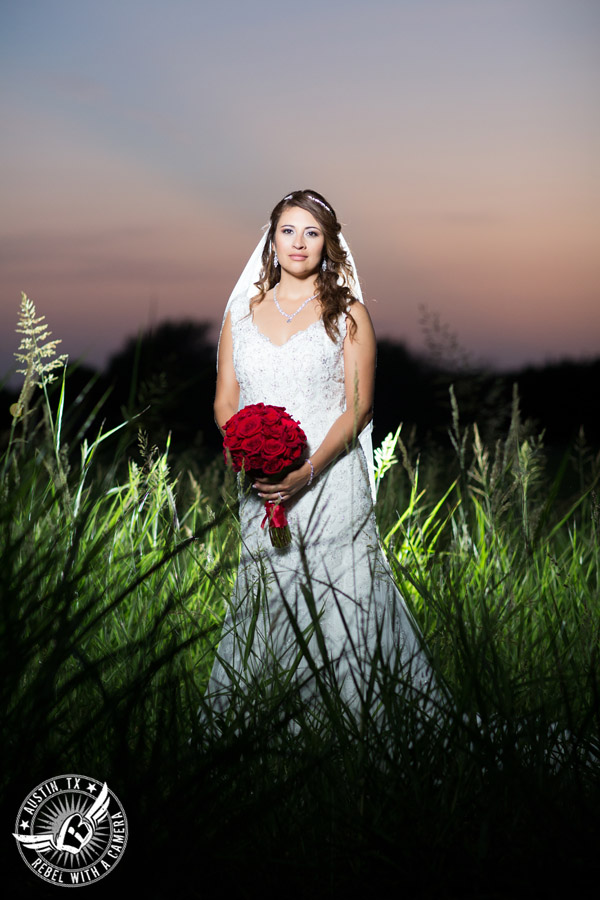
[236,414,262,438]
[280,423,297,444]
[262,423,284,439]
[240,433,265,455]
[262,457,285,474]
[262,407,284,425]
[225,455,241,472]
[262,438,287,458]
[227,433,243,450]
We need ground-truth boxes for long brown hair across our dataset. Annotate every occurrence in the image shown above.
[250,189,358,341]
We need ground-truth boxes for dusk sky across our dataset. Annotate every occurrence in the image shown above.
[1,0,599,382]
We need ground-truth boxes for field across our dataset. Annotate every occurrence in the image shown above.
[2,299,599,898]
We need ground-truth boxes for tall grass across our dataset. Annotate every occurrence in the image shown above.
[2,298,599,898]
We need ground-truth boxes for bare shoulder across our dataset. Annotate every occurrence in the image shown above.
[217,310,233,367]
[345,299,375,342]
[220,308,234,338]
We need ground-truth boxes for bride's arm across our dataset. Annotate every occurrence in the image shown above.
[214,311,240,436]
[254,302,376,501]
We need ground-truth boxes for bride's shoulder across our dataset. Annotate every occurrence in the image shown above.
[344,299,374,338]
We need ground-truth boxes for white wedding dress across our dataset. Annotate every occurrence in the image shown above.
[205,294,436,722]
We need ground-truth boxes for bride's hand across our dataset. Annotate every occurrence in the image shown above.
[253,460,313,503]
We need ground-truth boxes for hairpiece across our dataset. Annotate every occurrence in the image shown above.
[281,192,334,217]
[307,195,334,215]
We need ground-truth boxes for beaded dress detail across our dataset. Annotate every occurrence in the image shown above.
[206,294,435,716]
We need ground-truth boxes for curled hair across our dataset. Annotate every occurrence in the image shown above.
[251,189,358,341]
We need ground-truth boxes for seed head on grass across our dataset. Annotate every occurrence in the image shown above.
[10,292,68,419]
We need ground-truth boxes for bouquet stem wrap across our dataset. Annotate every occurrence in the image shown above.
[260,501,291,548]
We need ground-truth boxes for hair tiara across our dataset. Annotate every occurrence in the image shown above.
[282,193,334,216]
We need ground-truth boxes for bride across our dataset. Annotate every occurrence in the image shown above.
[205,189,436,725]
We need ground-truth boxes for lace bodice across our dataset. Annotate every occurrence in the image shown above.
[227,292,375,549]
[229,294,349,454]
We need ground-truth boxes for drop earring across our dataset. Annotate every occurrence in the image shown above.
[321,257,327,271]
[273,250,279,267]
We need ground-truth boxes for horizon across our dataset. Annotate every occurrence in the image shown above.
[3,301,600,393]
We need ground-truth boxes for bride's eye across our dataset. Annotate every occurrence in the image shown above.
[306,230,320,238]
[281,227,294,234]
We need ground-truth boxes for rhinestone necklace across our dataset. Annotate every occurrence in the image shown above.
[273,285,317,324]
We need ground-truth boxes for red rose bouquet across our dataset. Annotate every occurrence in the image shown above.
[222,403,307,548]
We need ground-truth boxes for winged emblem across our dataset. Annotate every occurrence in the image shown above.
[13,782,110,855]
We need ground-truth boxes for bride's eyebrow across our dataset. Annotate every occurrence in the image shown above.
[279,223,322,232]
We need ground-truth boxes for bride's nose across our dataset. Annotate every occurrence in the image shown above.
[292,233,306,249]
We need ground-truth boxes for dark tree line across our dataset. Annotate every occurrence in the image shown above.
[3,320,598,475]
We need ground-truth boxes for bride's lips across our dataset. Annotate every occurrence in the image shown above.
[289,254,308,260]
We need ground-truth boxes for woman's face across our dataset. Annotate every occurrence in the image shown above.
[273,206,325,278]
